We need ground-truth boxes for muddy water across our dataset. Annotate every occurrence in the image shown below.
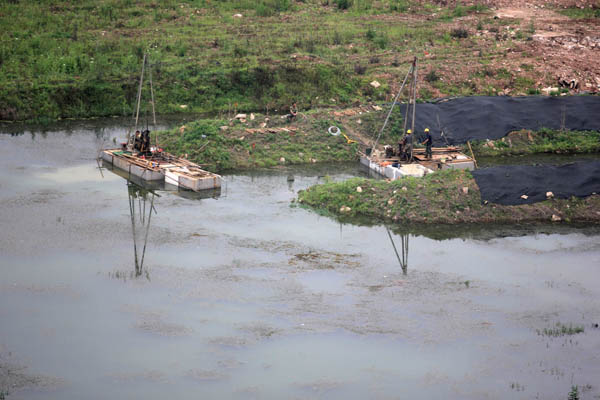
[1,120,600,400]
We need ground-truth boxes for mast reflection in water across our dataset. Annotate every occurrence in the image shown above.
[387,227,409,274]
[127,182,156,278]
[101,159,220,278]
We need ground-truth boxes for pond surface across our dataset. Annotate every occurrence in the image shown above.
[1,120,599,399]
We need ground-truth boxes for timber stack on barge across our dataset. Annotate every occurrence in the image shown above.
[101,149,221,191]
[101,53,221,192]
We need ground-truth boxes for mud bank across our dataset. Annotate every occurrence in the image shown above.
[297,169,600,224]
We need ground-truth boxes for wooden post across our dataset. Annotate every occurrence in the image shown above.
[467,140,478,168]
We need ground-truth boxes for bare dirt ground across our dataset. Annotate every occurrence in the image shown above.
[494,2,599,91]
[398,0,600,98]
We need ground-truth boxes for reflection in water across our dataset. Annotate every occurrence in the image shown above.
[127,182,156,278]
[386,228,409,274]
[101,161,221,277]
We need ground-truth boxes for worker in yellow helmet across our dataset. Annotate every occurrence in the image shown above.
[399,129,412,161]
[422,127,432,159]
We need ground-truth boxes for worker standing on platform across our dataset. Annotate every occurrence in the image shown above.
[402,130,413,161]
[397,137,404,159]
[133,130,142,152]
[422,128,432,159]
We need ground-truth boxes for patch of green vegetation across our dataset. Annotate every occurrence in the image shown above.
[255,0,292,17]
[537,322,584,337]
[357,105,404,141]
[0,0,504,121]
[469,128,600,157]
[495,68,512,80]
[438,3,488,21]
[450,28,469,39]
[157,119,239,171]
[432,79,476,97]
[298,168,600,224]
[0,0,421,121]
[424,70,439,83]
[513,76,535,91]
[568,385,580,400]
[527,19,536,35]
[299,169,480,223]
[559,7,600,19]
[520,63,534,71]
[389,0,410,12]
[156,112,360,172]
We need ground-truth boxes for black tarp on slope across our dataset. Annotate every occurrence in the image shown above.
[472,161,600,205]
[398,96,600,145]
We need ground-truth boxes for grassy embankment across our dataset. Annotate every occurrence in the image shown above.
[155,111,361,171]
[558,7,600,19]
[153,102,600,171]
[297,169,600,224]
[2,0,576,121]
[468,128,600,157]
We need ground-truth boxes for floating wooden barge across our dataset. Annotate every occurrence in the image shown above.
[362,57,476,181]
[101,149,221,191]
[360,146,475,180]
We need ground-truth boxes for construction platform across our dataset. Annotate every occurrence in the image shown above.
[101,149,221,191]
[360,146,475,180]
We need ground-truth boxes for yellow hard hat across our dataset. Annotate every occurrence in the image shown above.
[425,128,430,132]
[407,129,412,134]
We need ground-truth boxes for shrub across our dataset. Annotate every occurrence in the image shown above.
[366,27,376,41]
[374,34,388,49]
[450,28,469,39]
[354,64,367,74]
[389,0,409,12]
[452,3,466,17]
[425,70,439,82]
[332,31,343,45]
[233,44,248,57]
[255,3,274,16]
[336,0,352,9]
[255,0,291,16]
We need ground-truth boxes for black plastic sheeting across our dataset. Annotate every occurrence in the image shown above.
[472,161,600,205]
[398,96,600,145]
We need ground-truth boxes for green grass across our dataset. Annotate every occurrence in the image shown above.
[437,3,488,21]
[0,0,508,121]
[537,322,585,337]
[469,128,600,157]
[559,7,600,19]
[297,168,600,224]
[155,111,360,172]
